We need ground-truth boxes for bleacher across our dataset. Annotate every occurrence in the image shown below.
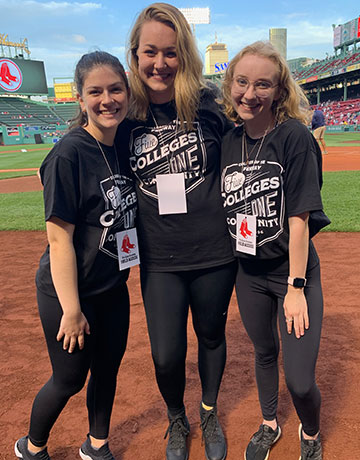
[0,97,78,128]
[51,103,79,124]
[294,51,360,81]
[313,98,360,126]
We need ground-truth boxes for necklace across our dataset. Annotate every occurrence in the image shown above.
[149,106,179,134]
[148,105,180,168]
[242,127,268,170]
[95,138,120,180]
[243,136,260,165]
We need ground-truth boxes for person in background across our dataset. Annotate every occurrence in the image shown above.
[118,3,237,460]
[312,107,327,154]
[15,51,136,460]
[220,41,325,460]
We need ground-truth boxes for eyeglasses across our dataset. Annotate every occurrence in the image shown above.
[233,77,278,97]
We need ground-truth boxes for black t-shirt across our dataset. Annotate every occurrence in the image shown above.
[117,87,234,271]
[221,118,323,260]
[36,126,137,298]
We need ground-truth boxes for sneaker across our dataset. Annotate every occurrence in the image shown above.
[298,424,322,460]
[79,435,115,460]
[164,409,190,460]
[14,436,51,460]
[244,424,281,460]
[200,404,227,460]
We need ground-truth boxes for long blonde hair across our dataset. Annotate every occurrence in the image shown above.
[127,2,205,130]
[221,41,310,125]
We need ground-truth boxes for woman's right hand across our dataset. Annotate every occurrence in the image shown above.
[56,311,90,353]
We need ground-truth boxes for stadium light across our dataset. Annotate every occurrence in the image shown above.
[179,7,210,34]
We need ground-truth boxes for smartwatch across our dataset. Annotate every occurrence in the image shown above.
[288,276,307,288]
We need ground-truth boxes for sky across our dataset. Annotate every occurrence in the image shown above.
[1,0,359,86]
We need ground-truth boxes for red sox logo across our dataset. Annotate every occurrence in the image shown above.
[0,59,22,92]
[239,216,253,239]
[121,233,136,254]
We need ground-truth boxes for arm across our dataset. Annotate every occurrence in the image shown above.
[283,212,309,339]
[47,216,90,353]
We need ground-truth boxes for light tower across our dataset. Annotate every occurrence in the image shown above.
[179,7,210,35]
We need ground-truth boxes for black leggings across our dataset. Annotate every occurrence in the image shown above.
[28,283,129,447]
[235,256,323,437]
[140,261,237,414]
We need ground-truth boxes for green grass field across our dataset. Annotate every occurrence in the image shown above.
[0,137,359,231]
[0,170,358,232]
[324,131,360,147]
[0,145,50,179]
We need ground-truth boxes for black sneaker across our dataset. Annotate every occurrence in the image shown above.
[164,409,190,460]
[244,424,281,460]
[299,424,322,460]
[14,437,51,460]
[79,435,115,460]
[200,404,227,460]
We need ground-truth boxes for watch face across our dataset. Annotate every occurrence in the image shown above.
[293,278,306,288]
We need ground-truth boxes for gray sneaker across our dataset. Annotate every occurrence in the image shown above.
[164,409,190,460]
[79,436,115,460]
[299,424,322,460]
[200,404,227,460]
[14,437,51,460]
[244,424,281,460]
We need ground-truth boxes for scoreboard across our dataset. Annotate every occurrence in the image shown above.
[0,58,47,95]
[333,17,360,48]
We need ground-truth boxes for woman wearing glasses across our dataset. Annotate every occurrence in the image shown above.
[220,41,326,460]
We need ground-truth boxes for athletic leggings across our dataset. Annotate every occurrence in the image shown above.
[28,283,130,447]
[140,261,237,414]
[235,250,323,437]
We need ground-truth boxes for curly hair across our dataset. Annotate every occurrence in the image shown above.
[221,41,310,126]
[127,2,205,130]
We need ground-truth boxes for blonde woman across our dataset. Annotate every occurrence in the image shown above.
[117,3,237,460]
[220,41,327,460]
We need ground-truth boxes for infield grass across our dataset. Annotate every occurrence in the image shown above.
[0,170,358,231]
[0,138,359,231]
[0,191,45,230]
[0,145,50,179]
[324,132,360,147]
[321,170,360,232]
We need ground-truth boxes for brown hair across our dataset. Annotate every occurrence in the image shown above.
[70,50,128,129]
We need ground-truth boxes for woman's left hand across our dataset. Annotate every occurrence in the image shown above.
[283,286,309,339]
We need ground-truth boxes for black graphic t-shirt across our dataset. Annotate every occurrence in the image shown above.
[118,87,234,271]
[36,126,137,298]
[221,118,323,260]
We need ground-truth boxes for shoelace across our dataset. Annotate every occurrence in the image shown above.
[252,426,277,449]
[301,440,321,459]
[200,409,222,443]
[164,417,190,449]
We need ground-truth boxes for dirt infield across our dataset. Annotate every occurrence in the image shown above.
[0,231,359,460]
[0,145,359,459]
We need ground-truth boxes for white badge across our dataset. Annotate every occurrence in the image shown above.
[236,213,257,255]
[116,228,140,270]
[156,173,187,215]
